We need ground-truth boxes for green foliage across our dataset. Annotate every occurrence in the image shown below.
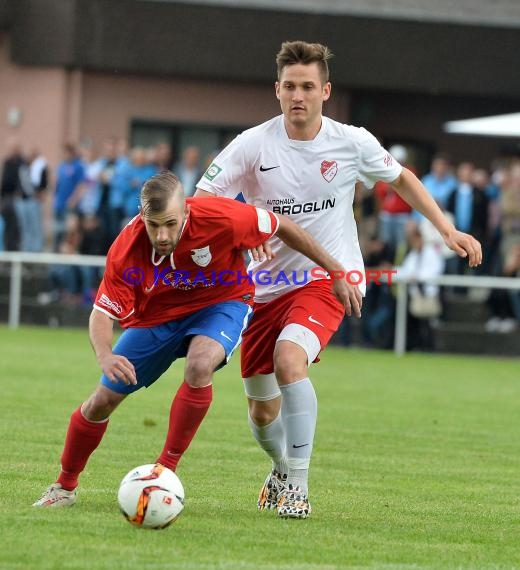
[1,326,519,569]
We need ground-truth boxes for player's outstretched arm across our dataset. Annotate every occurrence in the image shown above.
[89,309,137,385]
[274,214,362,317]
[391,168,482,268]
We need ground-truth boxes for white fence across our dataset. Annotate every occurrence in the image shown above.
[0,251,106,330]
[0,251,519,355]
[392,274,520,355]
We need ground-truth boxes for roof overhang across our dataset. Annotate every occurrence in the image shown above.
[444,113,520,137]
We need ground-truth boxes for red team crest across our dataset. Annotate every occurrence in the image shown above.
[320,160,338,182]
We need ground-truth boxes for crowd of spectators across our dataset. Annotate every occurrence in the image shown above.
[1,136,519,345]
[0,136,208,305]
[353,146,520,348]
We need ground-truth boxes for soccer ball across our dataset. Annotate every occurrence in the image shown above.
[117,464,185,529]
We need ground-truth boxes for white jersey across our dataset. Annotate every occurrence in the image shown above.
[197,115,402,302]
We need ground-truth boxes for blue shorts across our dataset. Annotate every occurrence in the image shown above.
[101,301,252,395]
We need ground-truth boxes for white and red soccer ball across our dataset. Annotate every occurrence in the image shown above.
[118,463,185,529]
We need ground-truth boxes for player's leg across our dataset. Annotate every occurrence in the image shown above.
[32,385,127,508]
[241,299,291,510]
[274,329,318,519]
[246,376,288,510]
[155,335,222,471]
[156,301,252,471]
[33,325,178,508]
[274,281,345,518]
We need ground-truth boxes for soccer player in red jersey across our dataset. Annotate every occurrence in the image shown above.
[33,171,352,508]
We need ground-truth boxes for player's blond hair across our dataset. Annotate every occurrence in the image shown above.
[276,41,333,84]
[140,171,185,217]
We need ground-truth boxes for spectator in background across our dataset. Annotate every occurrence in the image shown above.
[155,142,173,172]
[79,213,106,304]
[472,167,501,275]
[145,146,158,170]
[105,138,132,250]
[48,212,84,304]
[0,139,25,250]
[418,202,456,262]
[483,161,520,332]
[354,181,377,253]
[499,161,520,262]
[96,137,118,252]
[478,166,501,203]
[485,240,520,334]
[27,148,49,252]
[503,242,520,326]
[76,145,103,218]
[361,234,396,348]
[174,146,202,197]
[123,146,157,222]
[445,162,489,278]
[398,222,445,351]
[421,153,457,209]
[53,143,85,250]
[11,147,37,253]
[375,144,414,249]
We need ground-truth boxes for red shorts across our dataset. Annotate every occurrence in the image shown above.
[241,280,345,377]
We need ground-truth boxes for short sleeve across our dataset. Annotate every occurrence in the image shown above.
[196,135,254,198]
[356,128,403,189]
[226,200,279,250]
[93,249,135,321]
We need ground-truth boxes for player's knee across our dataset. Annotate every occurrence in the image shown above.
[248,398,279,426]
[273,343,308,383]
[82,388,122,421]
[184,357,215,386]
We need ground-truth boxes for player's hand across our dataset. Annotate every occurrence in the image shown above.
[99,354,137,385]
[332,276,363,318]
[249,241,274,262]
[443,229,482,268]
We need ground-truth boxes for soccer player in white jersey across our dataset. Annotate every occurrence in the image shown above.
[195,41,481,519]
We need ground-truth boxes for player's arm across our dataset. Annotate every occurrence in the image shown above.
[391,168,482,267]
[194,188,214,198]
[274,214,362,318]
[89,309,137,385]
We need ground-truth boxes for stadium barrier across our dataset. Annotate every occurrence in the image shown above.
[0,251,106,330]
[392,274,520,355]
[0,251,519,355]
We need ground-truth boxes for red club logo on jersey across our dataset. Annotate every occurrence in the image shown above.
[320,160,338,183]
[191,246,212,267]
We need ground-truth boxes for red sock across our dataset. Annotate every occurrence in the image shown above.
[156,382,213,471]
[56,406,109,490]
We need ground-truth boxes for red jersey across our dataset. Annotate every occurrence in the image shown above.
[374,165,417,215]
[374,181,412,214]
[94,198,278,327]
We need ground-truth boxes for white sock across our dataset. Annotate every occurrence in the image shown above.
[248,411,288,476]
[280,378,317,494]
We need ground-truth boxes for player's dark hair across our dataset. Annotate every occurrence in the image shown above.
[140,170,185,216]
[276,41,333,84]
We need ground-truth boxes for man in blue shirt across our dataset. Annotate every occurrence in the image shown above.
[421,153,458,207]
[54,143,85,249]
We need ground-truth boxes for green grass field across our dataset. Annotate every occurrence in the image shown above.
[1,325,519,570]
